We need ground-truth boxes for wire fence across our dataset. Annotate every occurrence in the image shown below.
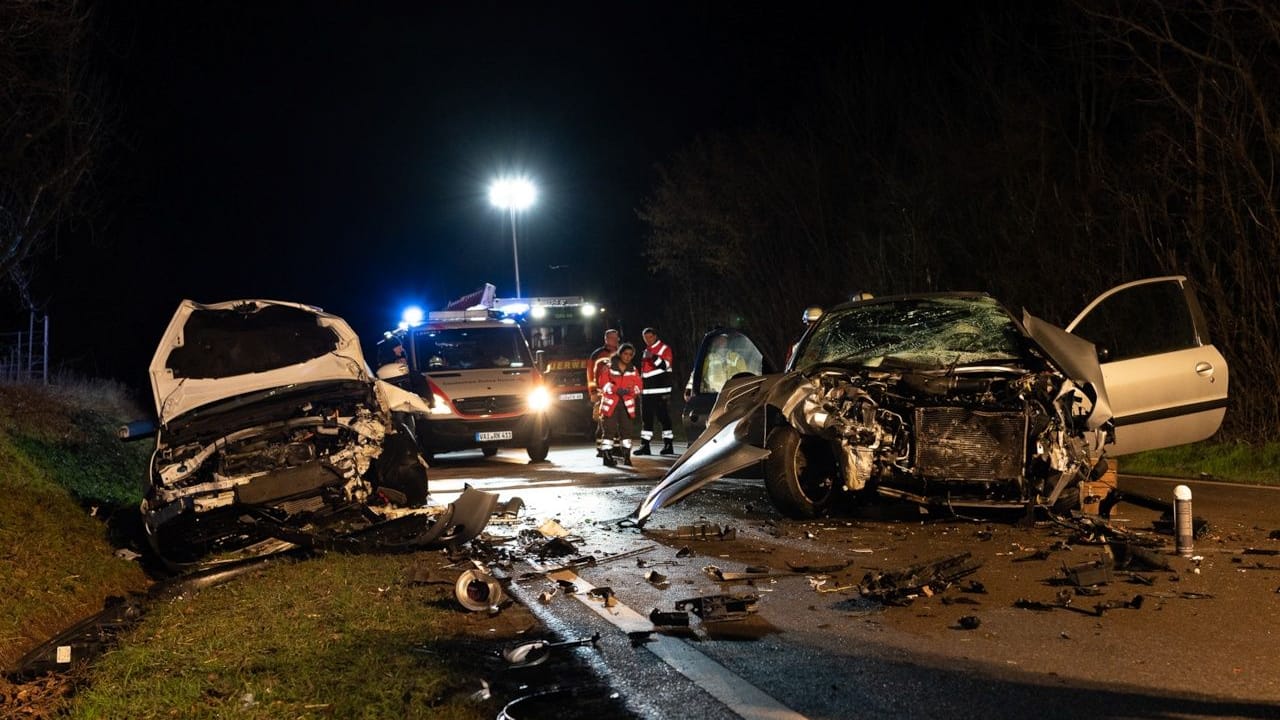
[0,313,49,383]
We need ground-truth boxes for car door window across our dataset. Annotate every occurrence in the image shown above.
[699,332,764,394]
[1069,280,1199,361]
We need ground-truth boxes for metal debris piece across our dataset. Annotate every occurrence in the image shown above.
[501,632,601,669]
[1074,586,1105,597]
[785,560,852,573]
[538,519,570,538]
[809,576,858,593]
[645,570,669,587]
[1092,595,1144,615]
[1243,548,1280,556]
[1014,548,1053,562]
[673,522,737,541]
[964,580,987,594]
[1063,559,1113,587]
[957,615,981,630]
[676,546,693,558]
[455,567,504,612]
[588,586,618,607]
[941,596,980,606]
[673,593,760,622]
[649,608,691,626]
[536,536,579,558]
[538,589,558,604]
[1013,597,1059,611]
[555,579,579,594]
[637,558,680,568]
[1114,543,1175,571]
[704,564,796,582]
[858,552,983,605]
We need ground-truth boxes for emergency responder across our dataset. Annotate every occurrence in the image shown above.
[636,327,675,455]
[587,328,621,441]
[597,342,642,466]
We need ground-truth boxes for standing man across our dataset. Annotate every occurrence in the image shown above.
[636,327,676,455]
[587,329,621,436]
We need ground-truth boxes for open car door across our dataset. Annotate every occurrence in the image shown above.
[1067,276,1228,456]
[681,328,774,443]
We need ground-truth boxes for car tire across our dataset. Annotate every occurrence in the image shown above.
[764,425,838,518]
[527,440,550,462]
[482,447,498,458]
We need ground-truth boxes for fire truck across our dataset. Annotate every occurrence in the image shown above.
[494,294,609,437]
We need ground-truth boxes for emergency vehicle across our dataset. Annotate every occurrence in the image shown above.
[494,294,608,437]
[376,300,551,461]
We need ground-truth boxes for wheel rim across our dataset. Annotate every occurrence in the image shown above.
[794,437,835,506]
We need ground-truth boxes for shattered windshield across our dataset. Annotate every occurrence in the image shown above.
[793,296,1026,371]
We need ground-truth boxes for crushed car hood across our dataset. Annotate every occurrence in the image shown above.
[150,299,376,426]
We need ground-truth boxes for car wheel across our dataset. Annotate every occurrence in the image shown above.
[527,440,550,462]
[764,425,838,518]
[482,447,498,457]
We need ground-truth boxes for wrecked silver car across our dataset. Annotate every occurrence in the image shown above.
[638,277,1228,522]
[142,299,495,568]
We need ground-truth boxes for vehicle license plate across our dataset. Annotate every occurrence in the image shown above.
[559,392,585,401]
[476,431,513,442]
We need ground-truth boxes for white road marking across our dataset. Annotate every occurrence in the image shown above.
[543,567,811,720]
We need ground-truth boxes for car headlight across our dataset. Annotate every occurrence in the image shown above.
[430,393,453,415]
[527,386,552,412]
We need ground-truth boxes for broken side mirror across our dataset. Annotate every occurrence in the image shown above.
[803,306,824,325]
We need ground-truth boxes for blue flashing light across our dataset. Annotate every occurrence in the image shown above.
[402,305,425,327]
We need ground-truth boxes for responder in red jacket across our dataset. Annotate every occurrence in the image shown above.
[636,327,676,455]
[596,342,642,466]
[586,329,621,426]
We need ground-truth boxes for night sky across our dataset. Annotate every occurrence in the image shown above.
[35,2,949,387]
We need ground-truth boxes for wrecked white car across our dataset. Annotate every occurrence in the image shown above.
[637,277,1228,523]
[142,299,496,569]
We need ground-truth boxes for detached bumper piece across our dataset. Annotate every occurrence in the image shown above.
[673,593,760,622]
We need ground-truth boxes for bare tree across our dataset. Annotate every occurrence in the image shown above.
[0,0,103,310]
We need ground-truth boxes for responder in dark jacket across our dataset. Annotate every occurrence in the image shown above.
[636,327,675,455]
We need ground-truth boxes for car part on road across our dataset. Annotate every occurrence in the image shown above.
[1063,558,1114,587]
[858,552,983,605]
[644,570,669,587]
[703,564,798,582]
[785,560,852,573]
[957,615,982,630]
[673,593,761,622]
[670,522,737,540]
[501,632,602,669]
[455,565,504,612]
[648,608,691,626]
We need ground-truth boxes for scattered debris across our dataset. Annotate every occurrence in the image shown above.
[941,596,980,606]
[673,523,737,541]
[858,552,983,605]
[703,564,795,582]
[957,615,982,630]
[501,632,602,669]
[1113,543,1176,572]
[588,586,619,608]
[536,537,579,558]
[673,593,760,622]
[809,576,858,594]
[1063,558,1113,587]
[645,570,670,588]
[637,558,680,568]
[537,519,571,538]
[963,580,988,594]
[555,579,579,594]
[455,566,504,613]
[785,560,852,573]
[1243,548,1280,557]
[537,589,558,604]
[675,546,694,558]
[649,608,691,627]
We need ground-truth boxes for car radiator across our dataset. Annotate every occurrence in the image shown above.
[912,406,1027,480]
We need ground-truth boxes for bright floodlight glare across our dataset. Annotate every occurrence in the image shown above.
[402,306,425,327]
[489,177,537,211]
[580,302,597,317]
[530,305,547,319]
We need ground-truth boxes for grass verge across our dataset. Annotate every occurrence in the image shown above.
[0,382,152,671]
[67,553,539,720]
[1120,440,1280,485]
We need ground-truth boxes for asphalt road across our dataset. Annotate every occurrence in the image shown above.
[427,443,1280,720]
